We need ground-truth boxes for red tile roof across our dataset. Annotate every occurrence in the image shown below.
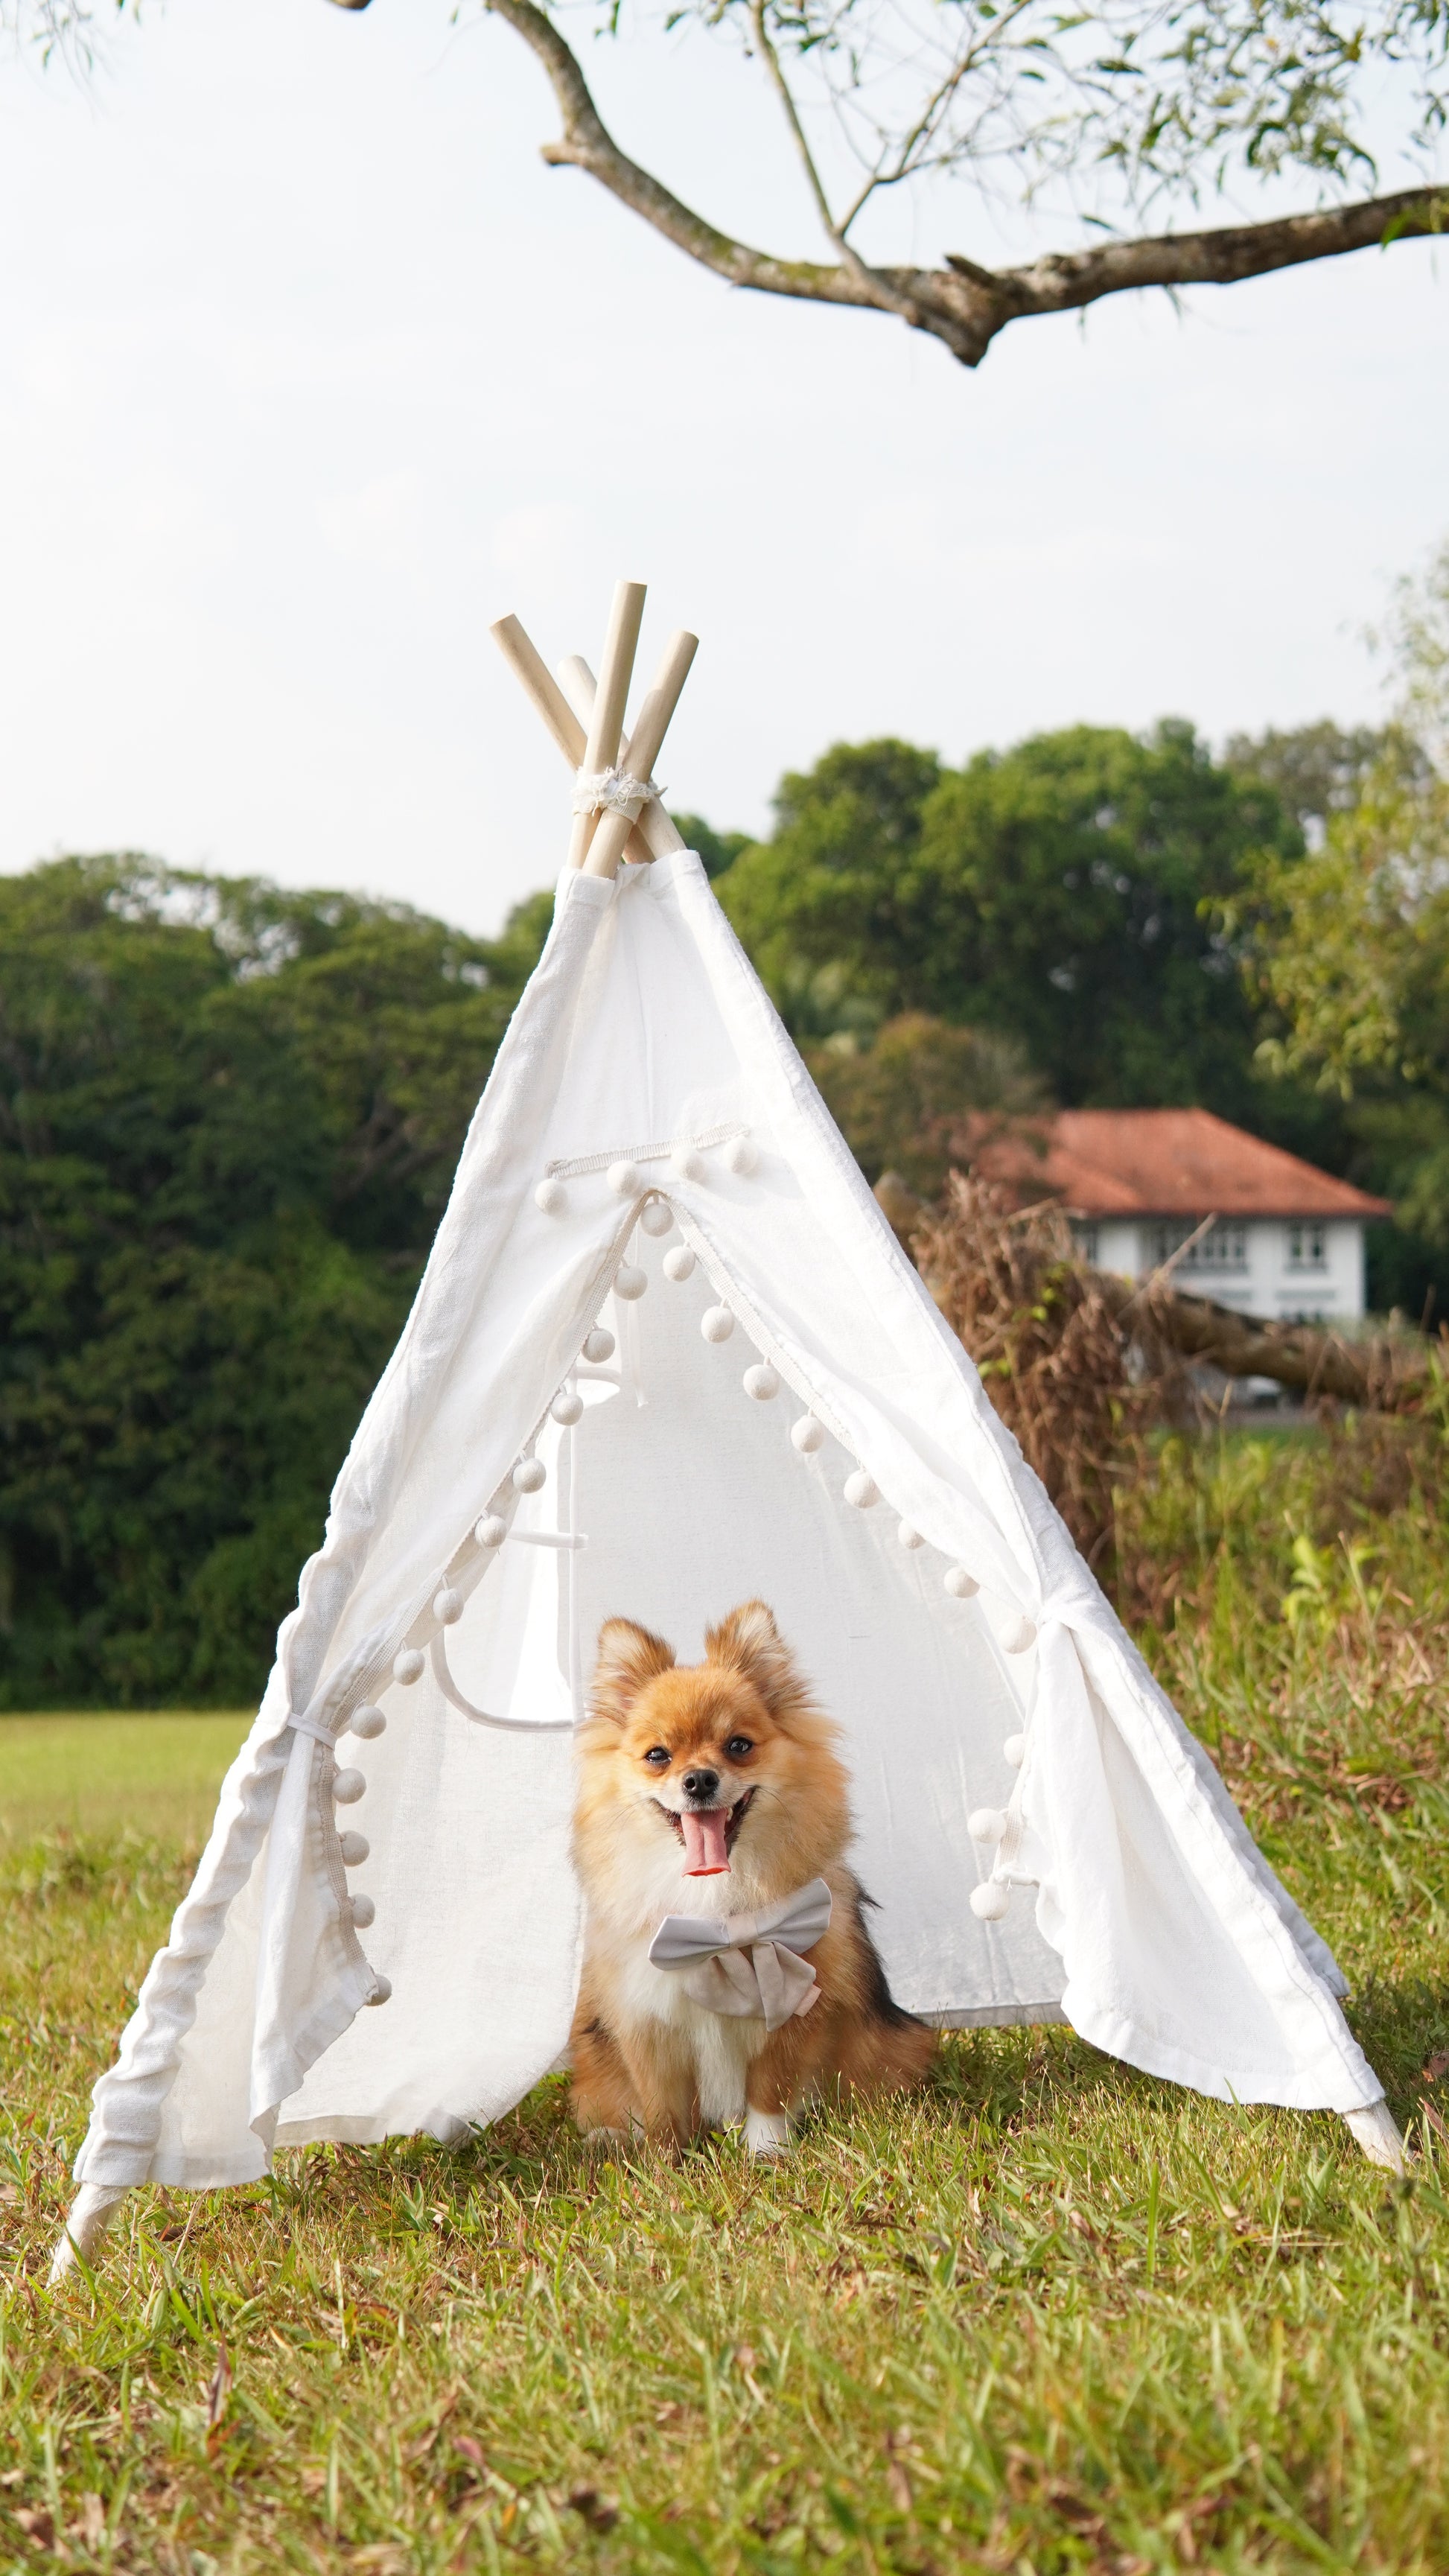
[975,1108,1390,1221]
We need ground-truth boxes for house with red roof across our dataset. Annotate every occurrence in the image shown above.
[976,1108,1390,1323]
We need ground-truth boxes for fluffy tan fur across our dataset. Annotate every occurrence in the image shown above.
[569,1600,936,2151]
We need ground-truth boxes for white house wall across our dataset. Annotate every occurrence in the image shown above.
[1074,1218,1367,1321]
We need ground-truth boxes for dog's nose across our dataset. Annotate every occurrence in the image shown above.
[681,1768,719,1801]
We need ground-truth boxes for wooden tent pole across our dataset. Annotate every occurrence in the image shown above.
[555,655,596,731]
[491,614,586,766]
[567,579,647,871]
[581,628,698,878]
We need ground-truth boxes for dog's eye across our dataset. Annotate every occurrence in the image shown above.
[643,1746,670,1767]
[725,1736,754,1760]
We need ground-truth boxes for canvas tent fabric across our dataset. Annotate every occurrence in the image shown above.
[67,850,1397,2224]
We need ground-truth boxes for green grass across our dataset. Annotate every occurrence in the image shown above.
[0,1714,251,1847]
[5,1422,1449,2573]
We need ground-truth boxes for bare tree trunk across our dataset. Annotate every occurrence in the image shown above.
[1091,1270,1434,1411]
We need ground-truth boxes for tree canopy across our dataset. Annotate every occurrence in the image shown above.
[718,722,1298,1117]
[0,858,547,1709]
[1222,722,1400,841]
[1243,541,1449,1299]
[810,1013,1051,1198]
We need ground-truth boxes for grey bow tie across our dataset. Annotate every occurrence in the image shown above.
[647,1877,833,2032]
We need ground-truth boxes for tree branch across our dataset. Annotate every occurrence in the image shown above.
[482,0,943,334]
[953,192,1449,326]
[747,0,839,247]
[744,0,925,322]
[482,0,1446,367]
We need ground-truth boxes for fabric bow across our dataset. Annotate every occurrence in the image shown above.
[647,1879,833,2032]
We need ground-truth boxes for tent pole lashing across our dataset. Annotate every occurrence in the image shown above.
[490,578,698,876]
[490,615,656,866]
[581,627,698,878]
[558,655,687,860]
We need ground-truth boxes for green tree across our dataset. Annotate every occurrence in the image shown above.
[717,740,944,1008]
[671,814,751,882]
[1222,722,1398,842]
[1245,539,1449,1314]
[0,856,549,1708]
[810,1013,1051,1198]
[719,722,1296,1118]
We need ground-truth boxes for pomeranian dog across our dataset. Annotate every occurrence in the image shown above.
[569,1599,936,2155]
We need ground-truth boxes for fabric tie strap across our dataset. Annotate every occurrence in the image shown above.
[286,1711,340,1748]
[647,1877,832,2032]
[571,767,663,820]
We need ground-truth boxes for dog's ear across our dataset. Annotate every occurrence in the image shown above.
[704,1600,800,1714]
[590,1618,675,1726]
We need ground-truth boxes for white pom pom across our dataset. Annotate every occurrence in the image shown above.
[944,1566,979,1600]
[338,1830,369,1866]
[663,1245,695,1282]
[534,1177,567,1215]
[968,1807,1007,1845]
[393,1649,424,1687]
[433,1586,463,1626]
[366,1975,393,2007]
[844,1470,879,1510]
[743,1363,780,1402]
[582,1326,615,1364]
[348,1892,376,1929]
[1003,1733,1027,1769]
[898,1521,925,1550]
[474,1513,508,1549]
[640,1198,674,1237]
[333,1766,366,1806]
[513,1457,546,1493]
[350,1705,386,1740]
[701,1305,734,1344]
[724,1135,758,1176]
[999,1614,1037,1656]
[608,1160,641,1198]
[791,1414,826,1454]
[614,1262,647,1302]
[671,1145,704,1183]
[969,1882,1011,1921]
[550,1389,583,1427]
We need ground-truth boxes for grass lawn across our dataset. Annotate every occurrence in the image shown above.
[0,1714,252,1848]
[4,1426,1449,2573]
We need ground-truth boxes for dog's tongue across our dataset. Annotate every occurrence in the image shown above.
[681,1807,731,1877]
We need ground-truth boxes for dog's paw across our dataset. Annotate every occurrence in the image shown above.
[579,2124,631,2155]
[745,2107,792,2159]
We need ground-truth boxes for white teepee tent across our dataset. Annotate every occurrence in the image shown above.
[54,583,1404,2277]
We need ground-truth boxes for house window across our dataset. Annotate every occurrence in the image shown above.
[1287,1224,1326,1269]
[1072,1222,1101,1266]
[1146,1221,1248,1273]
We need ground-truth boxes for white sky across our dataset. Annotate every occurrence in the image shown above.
[1,0,1445,934]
